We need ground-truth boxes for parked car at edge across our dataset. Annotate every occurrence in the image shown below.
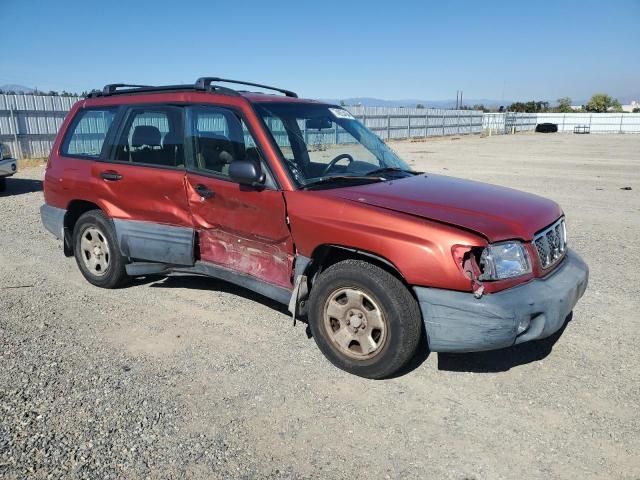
[40,77,589,378]
[0,143,17,192]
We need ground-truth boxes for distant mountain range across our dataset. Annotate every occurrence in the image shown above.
[327,94,640,108]
[0,84,36,93]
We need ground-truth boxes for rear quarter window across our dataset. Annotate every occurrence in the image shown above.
[61,108,118,158]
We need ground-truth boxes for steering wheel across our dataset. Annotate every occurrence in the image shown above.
[321,154,354,176]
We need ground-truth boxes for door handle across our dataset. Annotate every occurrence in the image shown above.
[100,170,122,181]
[194,183,214,198]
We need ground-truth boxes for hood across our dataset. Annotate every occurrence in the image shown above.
[319,174,563,242]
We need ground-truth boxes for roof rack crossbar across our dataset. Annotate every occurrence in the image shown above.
[88,84,240,98]
[195,77,298,98]
[102,83,153,95]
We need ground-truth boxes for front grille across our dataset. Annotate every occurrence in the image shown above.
[533,218,567,269]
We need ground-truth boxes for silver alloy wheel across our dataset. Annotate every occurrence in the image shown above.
[80,226,110,277]
[323,287,388,360]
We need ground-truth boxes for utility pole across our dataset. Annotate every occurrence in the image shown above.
[455,90,464,110]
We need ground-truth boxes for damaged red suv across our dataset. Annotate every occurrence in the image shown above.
[41,77,588,378]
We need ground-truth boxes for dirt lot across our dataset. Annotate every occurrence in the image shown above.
[1,133,639,479]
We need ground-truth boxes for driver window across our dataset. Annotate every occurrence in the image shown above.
[187,106,264,179]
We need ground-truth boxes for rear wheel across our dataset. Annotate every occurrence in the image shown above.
[308,259,422,379]
[73,210,130,288]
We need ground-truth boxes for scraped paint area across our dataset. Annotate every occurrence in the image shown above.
[198,229,293,289]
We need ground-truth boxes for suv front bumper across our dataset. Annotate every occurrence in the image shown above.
[0,158,17,177]
[413,249,589,352]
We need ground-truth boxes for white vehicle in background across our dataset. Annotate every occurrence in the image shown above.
[0,143,17,192]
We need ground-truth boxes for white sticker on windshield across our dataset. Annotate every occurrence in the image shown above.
[329,108,355,120]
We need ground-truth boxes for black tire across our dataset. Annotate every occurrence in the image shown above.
[307,259,423,379]
[0,177,6,192]
[73,210,130,288]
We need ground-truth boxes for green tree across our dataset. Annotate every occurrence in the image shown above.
[556,97,573,113]
[586,93,622,113]
[416,103,425,109]
[508,101,549,113]
[339,100,346,107]
[633,107,640,113]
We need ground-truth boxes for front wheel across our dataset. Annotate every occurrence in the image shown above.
[307,260,423,379]
[73,210,130,288]
[0,177,6,192]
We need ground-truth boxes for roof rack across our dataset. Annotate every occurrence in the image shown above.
[87,84,210,98]
[195,77,297,97]
[102,83,152,95]
[87,77,298,99]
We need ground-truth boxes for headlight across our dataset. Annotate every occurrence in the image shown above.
[479,242,531,280]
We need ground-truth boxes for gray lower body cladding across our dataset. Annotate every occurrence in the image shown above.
[40,204,65,240]
[174,261,292,305]
[40,204,291,304]
[414,250,589,352]
[112,219,194,266]
[39,206,195,266]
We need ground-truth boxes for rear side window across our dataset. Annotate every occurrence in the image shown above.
[112,106,184,168]
[61,108,118,158]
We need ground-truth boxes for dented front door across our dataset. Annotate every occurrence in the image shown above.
[184,105,293,290]
[185,175,294,289]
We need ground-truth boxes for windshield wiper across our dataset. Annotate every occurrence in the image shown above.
[301,175,386,190]
[365,167,419,177]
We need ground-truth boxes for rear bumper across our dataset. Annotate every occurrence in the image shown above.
[40,204,66,240]
[413,250,589,352]
[0,158,17,177]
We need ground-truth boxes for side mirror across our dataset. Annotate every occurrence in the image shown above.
[229,160,266,187]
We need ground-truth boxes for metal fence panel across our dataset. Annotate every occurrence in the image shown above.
[346,106,484,140]
[535,112,640,133]
[2,93,640,159]
[0,94,83,159]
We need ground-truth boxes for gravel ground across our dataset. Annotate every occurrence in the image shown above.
[1,133,639,479]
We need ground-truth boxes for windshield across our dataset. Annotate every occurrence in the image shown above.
[253,102,413,188]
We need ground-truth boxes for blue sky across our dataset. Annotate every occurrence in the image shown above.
[1,0,639,102]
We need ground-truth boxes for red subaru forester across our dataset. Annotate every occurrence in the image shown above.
[41,77,588,378]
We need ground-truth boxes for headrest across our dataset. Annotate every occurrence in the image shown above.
[246,147,260,161]
[198,136,234,164]
[131,125,161,148]
[162,131,182,147]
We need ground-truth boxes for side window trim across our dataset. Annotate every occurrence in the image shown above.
[250,106,298,189]
[100,105,126,161]
[60,106,120,160]
[185,104,278,190]
[102,104,186,171]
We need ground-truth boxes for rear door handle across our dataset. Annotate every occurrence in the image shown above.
[100,170,122,181]
[194,183,214,198]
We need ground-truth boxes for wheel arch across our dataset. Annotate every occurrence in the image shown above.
[306,244,408,286]
[63,199,103,256]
